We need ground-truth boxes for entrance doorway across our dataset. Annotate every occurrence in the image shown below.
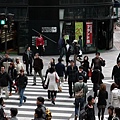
[97,21,108,50]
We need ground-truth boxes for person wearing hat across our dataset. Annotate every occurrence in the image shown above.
[65,60,78,98]
[23,46,34,75]
[73,76,88,120]
[17,69,28,106]
[85,95,95,120]
[15,57,24,75]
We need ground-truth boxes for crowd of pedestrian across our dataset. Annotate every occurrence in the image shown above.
[0,37,120,120]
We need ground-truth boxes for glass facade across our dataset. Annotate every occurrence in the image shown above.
[0,0,114,54]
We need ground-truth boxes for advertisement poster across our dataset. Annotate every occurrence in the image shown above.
[75,22,83,41]
[86,22,93,45]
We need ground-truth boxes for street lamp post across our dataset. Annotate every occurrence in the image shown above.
[4,25,8,54]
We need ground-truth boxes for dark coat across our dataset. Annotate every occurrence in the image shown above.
[8,67,17,80]
[0,105,6,120]
[0,72,13,87]
[23,50,34,64]
[97,90,108,106]
[17,74,28,89]
[33,58,43,72]
[65,44,71,56]
[91,57,103,71]
[55,62,65,77]
[85,104,95,120]
[1,57,13,66]
[112,65,120,79]
[81,60,89,73]
[65,65,78,82]
[91,69,104,84]
[76,70,87,83]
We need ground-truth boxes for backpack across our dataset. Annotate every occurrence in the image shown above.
[41,105,52,120]
[75,83,84,98]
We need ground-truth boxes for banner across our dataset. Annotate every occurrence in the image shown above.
[75,22,83,41]
[86,22,93,45]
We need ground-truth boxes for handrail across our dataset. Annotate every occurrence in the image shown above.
[32,29,57,44]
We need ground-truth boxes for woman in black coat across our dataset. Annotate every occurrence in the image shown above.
[97,84,108,120]
[81,56,90,80]
[91,67,104,98]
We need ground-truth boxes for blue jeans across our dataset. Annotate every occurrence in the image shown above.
[19,88,26,105]
[75,97,85,116]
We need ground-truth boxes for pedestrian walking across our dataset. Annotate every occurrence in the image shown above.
[36,34,45,56]
[0,66,13,99]
[81,56,90,78]
[110,83,120,108]
[48,58,55,69]
[91,67,104,98]
[8,62,17,96]
[73,76,88,120]
[34,97,46,120]
[17,69,28,106]
[97,84,108,120]
[15,57,24,74]
[1,53,13,73]
[107,106,114,120]
[78,35,82,51]
[33,53,44,85]
[0,97,7,119]
[91,52,105,71]
[65,40,71,66]
[65,60,78,98]
[112,60,120,88]
[55,58,65,88]
[45,67,59,105]
[85,95,95,120]
[76,66,87,83]
[23,46,34,75]
[73,40,80,65]
[58,35,66,60]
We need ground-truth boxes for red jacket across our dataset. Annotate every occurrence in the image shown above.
[36,37,44,47]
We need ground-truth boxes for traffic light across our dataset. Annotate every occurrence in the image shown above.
[0,13,6,25]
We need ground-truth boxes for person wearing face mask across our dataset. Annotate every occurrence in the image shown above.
[112,60,120,88]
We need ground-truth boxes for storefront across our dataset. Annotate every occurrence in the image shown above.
[0,0,114,55]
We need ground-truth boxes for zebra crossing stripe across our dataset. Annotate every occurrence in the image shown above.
[3,76,93,120]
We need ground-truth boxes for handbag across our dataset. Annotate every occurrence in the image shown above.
[58,86,62,92]
[55,73,59,83]
[88,69,92,77]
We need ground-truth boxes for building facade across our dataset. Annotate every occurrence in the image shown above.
[0,0,114,55]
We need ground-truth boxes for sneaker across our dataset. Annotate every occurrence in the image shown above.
[19,104,22,107]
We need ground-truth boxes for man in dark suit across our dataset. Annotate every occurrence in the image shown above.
[23,46,34,75]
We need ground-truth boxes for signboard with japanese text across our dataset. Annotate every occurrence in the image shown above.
[86,22,93,45]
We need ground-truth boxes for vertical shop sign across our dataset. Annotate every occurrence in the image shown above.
[86,22,93,44]
[75,22,83,41]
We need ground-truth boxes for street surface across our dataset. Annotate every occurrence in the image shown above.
[1,27,120,120]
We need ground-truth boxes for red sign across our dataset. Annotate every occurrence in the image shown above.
[86,22,93,44]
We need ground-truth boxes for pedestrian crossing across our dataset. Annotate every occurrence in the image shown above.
[3,76,93,120]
